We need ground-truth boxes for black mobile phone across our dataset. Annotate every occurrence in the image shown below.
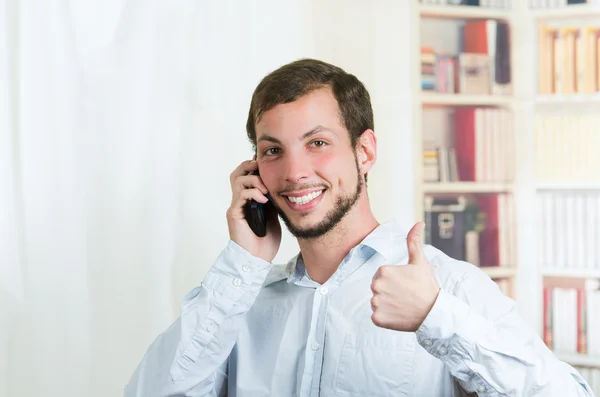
[245,199,267,237]
[244,170,269,237]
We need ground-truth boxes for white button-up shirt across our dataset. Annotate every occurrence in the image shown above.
[125,220,595,396]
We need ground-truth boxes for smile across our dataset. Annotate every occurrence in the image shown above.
[285,190,324,205]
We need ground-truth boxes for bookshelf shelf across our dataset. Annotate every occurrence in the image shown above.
[423,182,514,193]
[481,266,517,279]
[532,5,600,19]
[421,93,514,107]
[536,182,600,191]
[542,268,600,279]
[556,353,600,369]
[420,5,513,20]
[535,95,600,105]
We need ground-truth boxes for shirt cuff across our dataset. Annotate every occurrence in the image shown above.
[415,288,491,364]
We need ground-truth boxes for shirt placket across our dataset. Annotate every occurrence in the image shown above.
[297,250,361,397]
[298,283,328,397]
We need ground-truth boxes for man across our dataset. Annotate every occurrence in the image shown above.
[125,59,594,396]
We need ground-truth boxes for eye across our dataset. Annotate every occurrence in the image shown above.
[311,140,327,148]
[264,147,281,156]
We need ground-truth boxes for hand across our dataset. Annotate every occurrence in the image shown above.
[226,159,282,262]
[370,221,440,332]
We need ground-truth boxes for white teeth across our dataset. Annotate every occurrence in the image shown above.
[287,190,323,205]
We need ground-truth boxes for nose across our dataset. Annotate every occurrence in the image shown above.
[282,152,310,183]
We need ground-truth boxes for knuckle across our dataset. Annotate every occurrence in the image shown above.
[370,280,379,293]
[370,295,378,309]
[249,175,260,187]
[371,312,384,327]
[378,265,391,277]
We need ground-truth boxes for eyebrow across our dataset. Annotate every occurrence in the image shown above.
[257,125,332,145]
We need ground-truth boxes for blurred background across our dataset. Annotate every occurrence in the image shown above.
[1,0,599,396]
[0,1,414,396]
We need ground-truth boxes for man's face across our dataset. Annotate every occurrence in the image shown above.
[255,87,364,239]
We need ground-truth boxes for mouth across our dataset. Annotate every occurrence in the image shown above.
[281,189,325,211]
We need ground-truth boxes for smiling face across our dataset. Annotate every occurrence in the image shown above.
[255,87,372,239]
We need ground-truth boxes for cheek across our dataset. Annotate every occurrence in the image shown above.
[258,164,279,191]
[314,151,357,187]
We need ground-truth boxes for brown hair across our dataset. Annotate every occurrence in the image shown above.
[246,58,374,151]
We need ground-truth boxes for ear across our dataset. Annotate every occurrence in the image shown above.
[355,129,377,176]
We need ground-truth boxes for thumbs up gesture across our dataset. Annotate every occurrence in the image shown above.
[370,222,441,332]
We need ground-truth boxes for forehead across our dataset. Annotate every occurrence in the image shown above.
[255,87,346,142]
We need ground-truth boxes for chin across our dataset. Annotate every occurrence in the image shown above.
[288,216,322,231]
[281,210,344,239]
[273,176,362,239]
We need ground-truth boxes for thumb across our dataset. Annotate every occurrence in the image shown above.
[406,221,426,265]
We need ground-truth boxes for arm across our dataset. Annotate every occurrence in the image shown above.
[415,263,595,397]
[124,241,272,397]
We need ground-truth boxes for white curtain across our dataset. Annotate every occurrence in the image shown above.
[0,0,413,396]
[0,0,315,395]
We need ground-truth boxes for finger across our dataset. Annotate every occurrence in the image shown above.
[230,160,259,184]
[406,221,426,265]
[370,295,379,311]
[236,174,269,195]
[370,279,379,294]
[230,188,269,215]
[239,188,269,205]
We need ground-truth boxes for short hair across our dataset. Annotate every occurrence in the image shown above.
[246,58,374,151]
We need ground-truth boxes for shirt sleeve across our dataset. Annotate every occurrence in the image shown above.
[124,240,273,397]
[415,263,595,397]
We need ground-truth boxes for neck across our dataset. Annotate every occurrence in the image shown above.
[297,203,379,284]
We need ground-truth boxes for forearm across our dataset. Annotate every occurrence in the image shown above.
[125,316,228,397]
[125,241,273,397]
[416,289,594,396]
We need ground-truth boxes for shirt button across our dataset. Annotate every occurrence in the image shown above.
[423,339,433,347]
[439,347,448,355]
[319,286,329,295]
[477,385,486,393]
[205,321,214,332]
[311,342,320,351]
[242,265,250,272]
[232,278,242,287]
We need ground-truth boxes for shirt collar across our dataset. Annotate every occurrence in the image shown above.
[357,219,408,262]
[263,219,409,287]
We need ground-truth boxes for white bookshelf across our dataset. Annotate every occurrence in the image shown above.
[413,1,600,380]
[535,94,600,105]
[536,182,600,191]
[524,1,600,378]
[419,4,513,20]
[423,182,514,193]
[415,1,520,301]
[542,268,600,279]
[421,93,515,106]
[532,4,600,19]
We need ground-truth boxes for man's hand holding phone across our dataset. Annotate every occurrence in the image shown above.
[226,160,282,262]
